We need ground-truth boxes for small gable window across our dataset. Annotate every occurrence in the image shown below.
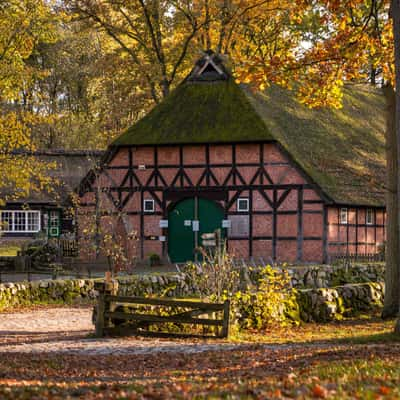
[366,209,374,225]
[340,208,348,224]
[143,199,155,213]
[237,198,249,212]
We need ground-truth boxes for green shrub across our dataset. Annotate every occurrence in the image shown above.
[232,266,300,330]
[25,241,59,268]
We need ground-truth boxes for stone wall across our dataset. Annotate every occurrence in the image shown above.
[298,282,384,322]
[286,263,384,288]
[0,269,385,323]
[0,274,193,310]
[117,274,195,297]
[0,279,97,309]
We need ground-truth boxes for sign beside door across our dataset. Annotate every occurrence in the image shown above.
[192,220,199,231]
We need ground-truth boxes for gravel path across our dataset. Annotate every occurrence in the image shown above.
[0,306,251,355]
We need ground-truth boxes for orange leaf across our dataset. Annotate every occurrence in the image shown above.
[312,384,328,398]
[379,386,391,395]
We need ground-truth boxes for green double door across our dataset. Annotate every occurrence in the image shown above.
[168,197,224,263]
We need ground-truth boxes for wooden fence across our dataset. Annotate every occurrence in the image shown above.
[94,281,230,339]
[329,253,385,264]
[59,239,79,257]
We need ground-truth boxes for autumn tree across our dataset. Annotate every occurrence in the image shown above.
[63,1,286,103]
[20,18,155,149]
[234,0,400,319]
[75,168,138,274]
[0,0,57,203]
[65,0,205,102]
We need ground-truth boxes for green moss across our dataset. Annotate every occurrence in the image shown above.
[112,79,273,146]
[246,84,385,206]
[63,291,80,303]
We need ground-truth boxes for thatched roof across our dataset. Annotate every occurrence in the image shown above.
[111,52,386,207]
[5,150,104,205]
[245,85,386,207]
[112,58,273,146]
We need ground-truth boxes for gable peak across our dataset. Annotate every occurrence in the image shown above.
[187,50,229,82]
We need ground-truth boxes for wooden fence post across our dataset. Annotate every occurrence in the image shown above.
[94,279,119,338]
[95,282,106,338]
[221,299,230,338]
[27,256,31,282]
[104,279,118,329]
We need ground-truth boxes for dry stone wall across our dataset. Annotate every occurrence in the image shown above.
[0,264,386,323]
[286,263,384,288]
[297,282,384,322]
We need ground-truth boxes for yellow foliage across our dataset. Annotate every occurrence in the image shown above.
[232,0,392,108]
[0,0,57,203]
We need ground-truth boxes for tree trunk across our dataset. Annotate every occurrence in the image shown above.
[382,84,400,319]
[391,0,400,334]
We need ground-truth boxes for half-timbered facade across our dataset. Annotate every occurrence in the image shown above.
[79,52,386,264]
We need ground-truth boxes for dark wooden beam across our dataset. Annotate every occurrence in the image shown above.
[297,187,303,262]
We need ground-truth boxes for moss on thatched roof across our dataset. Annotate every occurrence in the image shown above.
[245,85,386,206]
[112,53,386,207]
[112,79,274,146]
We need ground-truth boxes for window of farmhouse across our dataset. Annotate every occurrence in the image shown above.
[0,210,41,233]
[366,209,374,225]
[340,208,348,224]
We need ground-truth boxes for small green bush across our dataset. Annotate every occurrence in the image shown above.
[25,241,59,268]
[232,266,300,330]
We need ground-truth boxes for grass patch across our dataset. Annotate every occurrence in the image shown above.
[230,312,398,345]
[297,358,400,399]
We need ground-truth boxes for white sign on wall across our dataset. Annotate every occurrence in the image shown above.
[222,219,231,228]
[159,219,168,228]
[192,220,200,231]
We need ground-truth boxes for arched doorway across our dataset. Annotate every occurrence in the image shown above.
[168,197,224,263]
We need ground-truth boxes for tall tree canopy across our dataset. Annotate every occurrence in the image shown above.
[0,0,58,202]
[233,0,400,323]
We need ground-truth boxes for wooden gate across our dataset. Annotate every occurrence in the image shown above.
[94,281,230,339]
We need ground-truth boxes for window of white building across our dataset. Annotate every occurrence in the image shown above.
[0,210,41,233]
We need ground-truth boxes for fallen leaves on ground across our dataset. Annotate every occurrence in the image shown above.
[0,310,399,399]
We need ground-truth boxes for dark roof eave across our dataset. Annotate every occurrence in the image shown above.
[328,201,385,209]
[3,200,60,206]
[9,149,105,157]
[109,139,278,148]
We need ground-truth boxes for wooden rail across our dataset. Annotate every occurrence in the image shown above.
[94,281,230,339]
[329,253,384,264]
[59,239,79,257]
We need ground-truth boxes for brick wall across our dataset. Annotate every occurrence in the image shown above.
[79,143,384,264]
[327,206,385,258]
